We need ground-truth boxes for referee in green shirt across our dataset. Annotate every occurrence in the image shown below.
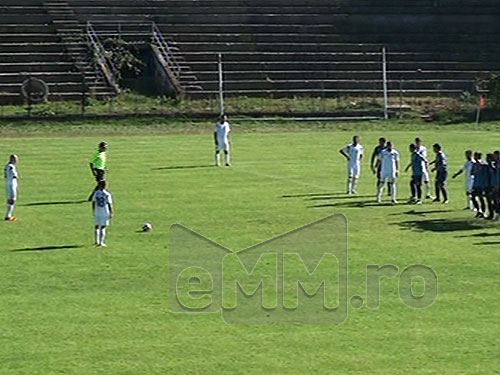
[88,141,108,201]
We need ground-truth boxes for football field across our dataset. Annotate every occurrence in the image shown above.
[0,124,498,374]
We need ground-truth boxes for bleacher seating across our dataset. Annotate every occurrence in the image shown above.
[65,0,500,98]
[0,0,114,104]
[2,0,500,102]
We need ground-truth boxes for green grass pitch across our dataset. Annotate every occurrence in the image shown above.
[0,123,498,374]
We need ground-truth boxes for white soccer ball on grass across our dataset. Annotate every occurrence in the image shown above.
[142,222,153,232]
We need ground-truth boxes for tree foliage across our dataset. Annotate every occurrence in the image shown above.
[485,73,500,109]
[102,38,144,83]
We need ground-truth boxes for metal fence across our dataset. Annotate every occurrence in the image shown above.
[0,46,486,121]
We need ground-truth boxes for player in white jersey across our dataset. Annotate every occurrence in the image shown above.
[376,142,400,203]
[4,154,19,221]
[339,135,364,194]
[214,115,231,166]
[452,150,476,209]
[415,137,432,199]
[92,180,113,247]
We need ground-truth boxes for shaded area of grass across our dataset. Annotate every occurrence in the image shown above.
[398,217,493,232]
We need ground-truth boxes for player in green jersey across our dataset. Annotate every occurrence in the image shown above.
[88,141,108,201]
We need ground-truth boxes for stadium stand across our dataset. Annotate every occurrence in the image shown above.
[0,0,115,103]
[2,0,500,102]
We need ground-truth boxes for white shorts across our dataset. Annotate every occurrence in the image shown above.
[347,164,360,179]
[466,177,474,193]
[216,143,230,152]
[94,214,111,227]
[380,172,397,183]
[6,181,17,201]
[422,168,430,182]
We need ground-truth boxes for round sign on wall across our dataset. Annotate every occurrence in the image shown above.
[21,78,49,103]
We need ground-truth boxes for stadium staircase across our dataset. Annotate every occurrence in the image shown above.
[0,1,115,104]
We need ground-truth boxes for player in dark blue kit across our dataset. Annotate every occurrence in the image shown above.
[494,152,500,218]
[370,137,386,179]
[405,143,427,204]
[430,143,448,203]
[370,137,390,194]
[486,153,500,220]
[471,152,488,218]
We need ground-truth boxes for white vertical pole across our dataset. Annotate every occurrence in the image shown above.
[382,47,389,120]
[218,53,224,116]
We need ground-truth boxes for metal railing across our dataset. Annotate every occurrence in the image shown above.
[151,21,183,83]
[86,21,120,93]
[84,21,187,95]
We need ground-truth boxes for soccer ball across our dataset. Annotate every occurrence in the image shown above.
[142,222,153,232]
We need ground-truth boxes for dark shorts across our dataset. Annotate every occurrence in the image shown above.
[411,175,423,185]
[95,168,105,182]
[436,171,447,185]
[487,187,499,199]
[472,187,485,196]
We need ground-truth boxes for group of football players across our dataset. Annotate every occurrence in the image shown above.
[339,135,499,220]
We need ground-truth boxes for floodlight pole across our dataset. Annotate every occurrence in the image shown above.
[382,47,389,120]
[218,53,224,116]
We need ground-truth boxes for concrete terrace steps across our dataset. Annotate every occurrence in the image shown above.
[163,32,500,44]
[65,0,499,6]
[0,34,62,43]
[42,0,113,95]
[193,70,489,79]
[75,15,500,26]
[0,2,116,104]
[80,21,500,34]
[0,52,76,63]
[0,42,86,53]
[149,24,500,35]
[1,81,104,94]
[73,7,345,15]
[173,42,500,54]
[179,51,500,63]
[186,61,500,71]
[82,31,500,47]
[66,6,499,15]
[62,0,500,97]
[3,1,500,100]
[0,72,97,84]
[188,79,476,91]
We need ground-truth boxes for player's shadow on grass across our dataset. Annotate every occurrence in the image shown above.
[282,192,344,198]
[474,241,500,246]
[311,200,397,208]
[11,245,83,252]
[23,200,87,207]
[398,218,490,232]
[456,232,500,238]
[308,195,374,201]
[153,165,214,171]
[390,209,453,216]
